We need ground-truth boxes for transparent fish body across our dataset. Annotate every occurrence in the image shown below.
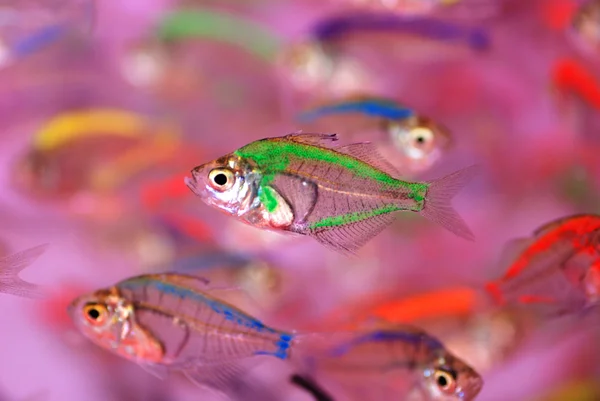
[186,133,476,254]
[301,324,482,401]
[485,214,600,314]
[68,273,294,396]
[0,0,94,69]
[296,96,453,175]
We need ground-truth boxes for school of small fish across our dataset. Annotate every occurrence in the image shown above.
[0,1,600,401]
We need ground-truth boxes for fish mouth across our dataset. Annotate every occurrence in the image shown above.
[184,176,201,196]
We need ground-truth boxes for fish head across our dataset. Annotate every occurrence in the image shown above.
[385,116,451,173]
[422,352,483,401]
[68,288,139,355]
[185,153,259,217]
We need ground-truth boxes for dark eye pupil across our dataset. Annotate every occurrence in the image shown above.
[214,173,228,186]
[87,308,100,320]
[416,136,425,144]
[437,375,448,387]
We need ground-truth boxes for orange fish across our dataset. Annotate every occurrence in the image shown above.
[485,214,600,314]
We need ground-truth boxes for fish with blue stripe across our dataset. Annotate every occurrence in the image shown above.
[67,273,297,399]
[296,95,453,174]
[298,323,483,401]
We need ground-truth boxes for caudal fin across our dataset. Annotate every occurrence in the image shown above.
[0,244,48,299]
[419,165,479,241]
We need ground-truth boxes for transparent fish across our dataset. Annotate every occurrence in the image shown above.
[0,244,48,299]
[297,95,452,174]
[13,108,183,200]
[297,322,483,401]
[67,273,296,399]
[485,214,600,315]
[185,133,476,254]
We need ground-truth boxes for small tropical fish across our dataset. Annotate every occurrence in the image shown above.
[311,11,490,51]
[297,95,452,174]
[156,10,282,63]
[485,214,600,314]
[299,323,483,401]
[14,109,184,200]
[67,273,298,397]
[185,133,476,254]
[31,108,176,152]
[0,244,48,299]
[0,24,66,68]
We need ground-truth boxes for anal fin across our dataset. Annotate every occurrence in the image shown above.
[311,213,396,255]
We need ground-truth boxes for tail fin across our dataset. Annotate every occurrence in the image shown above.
[0,244,49,299]
[419,165,479,241]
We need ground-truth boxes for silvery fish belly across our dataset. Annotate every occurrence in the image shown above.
[185,133,476,254]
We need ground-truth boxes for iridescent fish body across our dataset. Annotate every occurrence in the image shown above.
[485,214,600,314]
[185,133,476,254]
[300,323,482,401]
[297,96,452,174]
[68,273,294,397]
[0,244,48,299]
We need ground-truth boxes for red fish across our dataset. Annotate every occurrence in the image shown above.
[485,214,600,314]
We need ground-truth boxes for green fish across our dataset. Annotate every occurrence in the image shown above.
[185,133,476,253]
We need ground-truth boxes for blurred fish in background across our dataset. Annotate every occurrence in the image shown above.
[0,0,599,401]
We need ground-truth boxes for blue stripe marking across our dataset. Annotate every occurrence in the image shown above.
[13,24,65,58]
[297,100,414,122]
[311,12,490,51]
[255,333,295,360]
[121,278,276,334]
[329,330,443,357]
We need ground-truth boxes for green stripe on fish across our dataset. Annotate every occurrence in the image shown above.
[309,204,404,229]
[235,139,411,188]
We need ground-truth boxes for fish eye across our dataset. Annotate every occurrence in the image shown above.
[410,127,434,148]
[83,303,108,325]
[208,168,235,191]
[434,369,457,393]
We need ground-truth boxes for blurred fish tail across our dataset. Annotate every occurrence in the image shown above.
[0,244,49,299]
[419,165,478,240]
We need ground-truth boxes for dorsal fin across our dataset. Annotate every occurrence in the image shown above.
[283,132,339,147]
[337,142,400,177]
[154,273,211,290]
